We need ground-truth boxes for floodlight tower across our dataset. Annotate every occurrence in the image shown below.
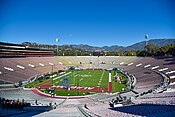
[89,53,92,68]
[145,34,149,56]
[49,63,54,96]
[145,34,149,47]
[56,38,60,53]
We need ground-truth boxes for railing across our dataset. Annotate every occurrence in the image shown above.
[78,105,101,117]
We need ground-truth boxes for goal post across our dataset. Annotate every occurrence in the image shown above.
[108,70,113,92]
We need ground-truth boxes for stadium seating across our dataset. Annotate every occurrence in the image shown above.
[80,102,175,117]
[0,57,65,83]
[1,56,175,116]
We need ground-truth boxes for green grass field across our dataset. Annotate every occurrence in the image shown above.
[53,70,108,87]
[25,69,128,95]
[40,88,95,96]
[51,70,128,92]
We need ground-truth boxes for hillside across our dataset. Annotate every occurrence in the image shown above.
[126,39,175,51]
[20,39,175,52]
[70,39,175,51]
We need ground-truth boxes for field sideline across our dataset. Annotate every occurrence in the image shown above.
[52,70,127,92]
[25,69,128,96]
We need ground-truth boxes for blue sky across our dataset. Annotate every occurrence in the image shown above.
[0,0,175,47]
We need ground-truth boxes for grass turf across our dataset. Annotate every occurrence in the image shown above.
[25,70,128,95]
[52,70,128,93]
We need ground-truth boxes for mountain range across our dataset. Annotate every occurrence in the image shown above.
[69,39,175,51]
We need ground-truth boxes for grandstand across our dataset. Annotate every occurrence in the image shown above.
[0,42,54,57]
[0,57,65,83]
[1,0,175,115]
[1,44,175,116]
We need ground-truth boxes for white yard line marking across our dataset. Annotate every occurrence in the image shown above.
[80,78,83,81]
[53,72,72,81]
[82,71,95,86]
[98,70,105,86]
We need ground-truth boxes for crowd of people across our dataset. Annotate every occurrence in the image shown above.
[0,97,30,110]
[109,94,133,107]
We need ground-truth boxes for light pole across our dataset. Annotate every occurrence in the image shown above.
[56,38,60,54]
[52,64,54,87]
[145,34,149,56]
[145,34,148,47]
[76,65,80,95]
[89,53,91,68]
[98,56,99,69]
[49,63,54,96]
[78,71,80,95]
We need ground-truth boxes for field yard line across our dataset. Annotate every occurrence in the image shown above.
[98,70,105,86]
[100,70,105,80]
[81,71,96,86]
[82,70,105,87]
[53,72,72,81]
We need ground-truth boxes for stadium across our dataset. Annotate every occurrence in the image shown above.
[0,41,175,117]
[1,0,175,116]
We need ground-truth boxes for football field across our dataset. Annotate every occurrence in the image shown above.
[53,70,108,87]
[52,70,127,92]
[25,69,128,96]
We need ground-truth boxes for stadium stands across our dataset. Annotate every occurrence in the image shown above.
[0,57,65,83]
[1,56,175,116]
[0,42,54,57]
[56,56,166,92]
